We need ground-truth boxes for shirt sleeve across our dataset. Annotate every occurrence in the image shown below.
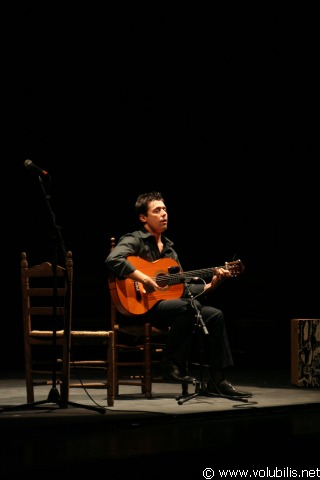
[105,233,140,278]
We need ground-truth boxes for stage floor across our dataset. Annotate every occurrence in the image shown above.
[1,367,319,476]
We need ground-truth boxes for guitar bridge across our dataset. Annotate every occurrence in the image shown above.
[134,280,142,300]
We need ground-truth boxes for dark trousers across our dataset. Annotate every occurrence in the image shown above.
[146,298,234,371]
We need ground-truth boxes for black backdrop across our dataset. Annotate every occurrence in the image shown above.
[3,6,318,371]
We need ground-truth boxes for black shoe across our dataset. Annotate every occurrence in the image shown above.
[207,379,253,398]
[161,360,195,383]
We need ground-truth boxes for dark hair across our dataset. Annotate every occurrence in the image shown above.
[135,192,164,216]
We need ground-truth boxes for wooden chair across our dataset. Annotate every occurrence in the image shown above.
[107,237,188,398]
[21,250,115,407]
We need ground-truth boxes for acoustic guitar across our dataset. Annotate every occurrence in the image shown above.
[108,256,244,316]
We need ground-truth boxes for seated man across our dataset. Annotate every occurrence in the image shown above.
[105,191,252,398]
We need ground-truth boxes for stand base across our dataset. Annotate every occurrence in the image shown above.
[0,387,106,415]
[176,380,254,405]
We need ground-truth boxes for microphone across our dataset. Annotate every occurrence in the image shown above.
[24,159,49,178]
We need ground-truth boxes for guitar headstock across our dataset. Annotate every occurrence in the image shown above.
[225,259,245,277]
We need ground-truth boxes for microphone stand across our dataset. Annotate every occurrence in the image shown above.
[176,280,249,406]
[1,173,105,414]
[176,280,210,405]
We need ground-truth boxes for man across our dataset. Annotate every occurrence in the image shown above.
[105,191,252,398]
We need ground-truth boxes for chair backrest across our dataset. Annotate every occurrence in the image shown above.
[109,237,118,331]
[22,251,73,332]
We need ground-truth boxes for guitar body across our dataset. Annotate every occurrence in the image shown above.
[108,257,184,316]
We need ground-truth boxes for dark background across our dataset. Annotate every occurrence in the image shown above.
[3,6,318,371]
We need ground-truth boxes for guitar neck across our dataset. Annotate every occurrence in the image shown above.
[160,261,243,286]
[164,266,225,286]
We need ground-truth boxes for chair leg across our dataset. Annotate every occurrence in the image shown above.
[144,323,152,398]
[107,331,115,406]
[182,381,189,396]
[24,343,35,403]
[114,330,120,397]
[60,340,70,407]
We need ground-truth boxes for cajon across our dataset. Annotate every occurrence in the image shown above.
[291,318,320,387]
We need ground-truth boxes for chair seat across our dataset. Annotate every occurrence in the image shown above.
[114,324,170,336]
[71,331,113,337]
[30,330,65,337]
[30,330,113,338]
